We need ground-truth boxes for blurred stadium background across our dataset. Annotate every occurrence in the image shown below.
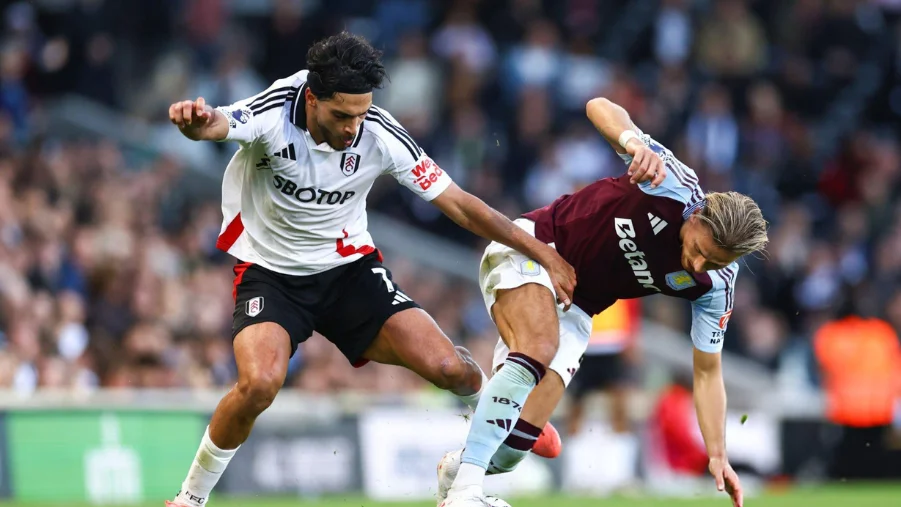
[0,0,901,505]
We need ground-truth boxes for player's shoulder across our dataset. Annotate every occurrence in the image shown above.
[246,71,308,126]
[362,105,424,164]
[627,132,706,216]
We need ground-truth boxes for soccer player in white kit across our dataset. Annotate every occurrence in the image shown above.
[163,32,575,507]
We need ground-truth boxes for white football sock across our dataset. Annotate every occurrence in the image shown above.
[175,426,238,506]
[453,369,489,410]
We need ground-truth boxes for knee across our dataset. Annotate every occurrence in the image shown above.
[527,339,559,367]
[431,347,479,391]
[235,369,283,414]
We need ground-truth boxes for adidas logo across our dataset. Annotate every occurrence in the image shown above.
[274,143,297,161]
[391,291,412,306]
[648,212,668,235]
[487,419,512,431]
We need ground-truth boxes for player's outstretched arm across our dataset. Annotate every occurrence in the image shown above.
[693,348,743,507]
[585,97,666,188]
[169,97,229,142]
[431,183,576,309]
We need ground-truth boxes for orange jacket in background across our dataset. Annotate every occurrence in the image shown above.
[587,299,641,355]
[813,316,901,428]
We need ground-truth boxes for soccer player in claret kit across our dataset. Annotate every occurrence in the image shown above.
[437,98,767,507]
[163,32,578,507]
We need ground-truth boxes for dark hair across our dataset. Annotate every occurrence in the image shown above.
[306,32,387,99]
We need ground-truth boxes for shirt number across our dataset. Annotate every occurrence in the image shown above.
[372,268,394,292]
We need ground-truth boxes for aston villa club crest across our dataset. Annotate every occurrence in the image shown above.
[520,259,541,276]
[665,270,697,291]
[340,153,361,176]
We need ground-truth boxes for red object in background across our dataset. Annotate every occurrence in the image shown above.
[651,384,709,475]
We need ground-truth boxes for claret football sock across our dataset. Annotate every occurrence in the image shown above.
[450,352,546,493]
[175,426,238,506]
[487,418,542,474]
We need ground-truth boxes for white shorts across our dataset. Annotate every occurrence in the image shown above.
[479,219,592,387]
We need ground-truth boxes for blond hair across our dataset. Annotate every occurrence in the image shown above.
[697,192,769,256]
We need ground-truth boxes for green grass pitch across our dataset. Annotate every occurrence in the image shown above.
[2,484,901,507]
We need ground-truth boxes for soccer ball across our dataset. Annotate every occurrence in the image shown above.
[485,496,512,507]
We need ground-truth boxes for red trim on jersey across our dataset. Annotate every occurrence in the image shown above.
[217,213,245,252]
[353,359,371,368]
[336,228,377,258]
[232,262,253,302]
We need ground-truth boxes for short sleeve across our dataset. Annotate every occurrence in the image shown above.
[216,78,300,145]
[619,130,706,212]
[216,103,258,144]
[369,106,453,201]
[690,264,738,353]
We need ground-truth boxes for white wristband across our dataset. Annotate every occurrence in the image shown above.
[618,130,639,150]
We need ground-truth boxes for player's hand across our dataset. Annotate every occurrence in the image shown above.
[625,138,666,188]
[709,457,743,507]
[169,97,214,137]
[541,249,576,312]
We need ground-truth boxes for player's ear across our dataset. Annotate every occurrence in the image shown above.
[305,87,317,108]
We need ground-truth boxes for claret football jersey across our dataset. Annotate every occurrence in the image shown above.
[523,132,737,353]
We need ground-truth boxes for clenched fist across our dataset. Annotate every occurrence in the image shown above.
[624,136,666,188]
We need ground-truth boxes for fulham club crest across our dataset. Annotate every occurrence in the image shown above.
[246,296,264,317]
[340,153,361,177]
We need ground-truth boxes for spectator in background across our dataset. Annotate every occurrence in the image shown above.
[813,306,901,479]
[431,0,497,76]
[654,0,693,67]
[377,31,443,136]
[260,0,330,82]
[503,19,562,97]
[559,35,610,113]
[0,41,29,142]
[642,371,709,495]
[190,40,266,115]
[742,81,786,173]
[686,82,739,185]
[696,0,766,79]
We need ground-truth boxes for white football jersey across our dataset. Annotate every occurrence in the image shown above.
[214,70,452,276]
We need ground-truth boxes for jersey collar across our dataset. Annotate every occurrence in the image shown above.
[290,83,309,130]
[291,83,334,152]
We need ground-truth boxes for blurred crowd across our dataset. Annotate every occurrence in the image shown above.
[1,0,901,394]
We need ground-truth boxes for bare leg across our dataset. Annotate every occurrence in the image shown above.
[209,322,291,448]
[172,322,290,506]
[361,307,485,401]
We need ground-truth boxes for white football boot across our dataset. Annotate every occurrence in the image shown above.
[439,487,496,507]
[437,451,512,507]
[436,449,463,506]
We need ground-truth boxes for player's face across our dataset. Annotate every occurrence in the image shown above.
[310,91,371,151]
[679,215,741,274]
